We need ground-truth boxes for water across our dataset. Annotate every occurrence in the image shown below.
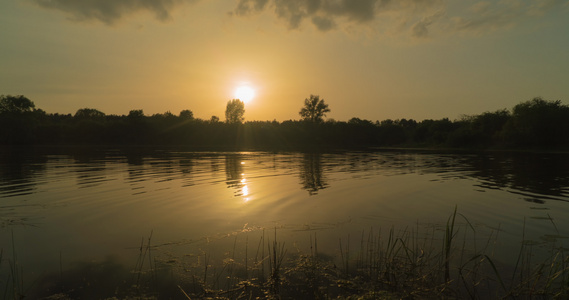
[1,148,569,295]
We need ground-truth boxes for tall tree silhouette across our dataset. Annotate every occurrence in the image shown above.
[225,99,245,124]
[299,94,330,122]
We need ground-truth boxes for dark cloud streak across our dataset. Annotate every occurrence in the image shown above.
[234,0,269,16]
[233,0,445,33]
[31,0,190,25]
[262,0,381,29]
[412,10,445,38]
[311,16,335,31]
[30,0,568,39]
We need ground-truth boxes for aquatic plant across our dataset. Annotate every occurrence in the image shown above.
[2,209,568,299]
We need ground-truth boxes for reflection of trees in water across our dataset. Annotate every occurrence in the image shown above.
[299,153,328,195]
[75,163,107,188]
[125,152,144,166]
[210,159,221,173]
[392,152,569,204]
[466,153,569,203]
[225,154,246,196]
[72,152,110,188]
[3,149,569,206]
[123,151,147,188]
[124,152,178,183]
[0,150,47,197]
[293,151,569,203]
[179,157,194,187]
[179,158,194,174]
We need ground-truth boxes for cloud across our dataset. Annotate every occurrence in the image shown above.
[234,0,269,16]
[30,0,568,39]
[311,16,336,31]
[449,1,523,34]
[323,0,378,23]
[527,0,568,16]
[449,0,568,35]
[273,0,321,29]
[31,0,190,25]
[231,0,446,33]
[411,10,445,38]
[228,0,567,39]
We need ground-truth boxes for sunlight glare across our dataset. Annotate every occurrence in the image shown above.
[234,86,255,103]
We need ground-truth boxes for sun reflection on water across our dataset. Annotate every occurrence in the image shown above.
[225,155,253,202]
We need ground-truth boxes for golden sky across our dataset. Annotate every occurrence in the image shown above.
[1,0,568,121]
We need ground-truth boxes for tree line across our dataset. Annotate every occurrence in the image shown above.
[1,94,568,150]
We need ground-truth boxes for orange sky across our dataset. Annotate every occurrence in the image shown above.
[1,0,568,121]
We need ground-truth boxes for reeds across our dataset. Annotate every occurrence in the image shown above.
[0,231,26,300]
[173,208,568,299]
[3,209,568,299]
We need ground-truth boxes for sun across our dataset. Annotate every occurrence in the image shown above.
[234,86,255,104]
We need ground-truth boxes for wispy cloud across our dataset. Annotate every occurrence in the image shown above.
[411,10,445,38]
[232,0,567,38]
[449,0,569,35]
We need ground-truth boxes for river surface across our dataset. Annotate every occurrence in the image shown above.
[1,148,569,294]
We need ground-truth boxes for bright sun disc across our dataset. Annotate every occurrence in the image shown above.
[234,86,255,103]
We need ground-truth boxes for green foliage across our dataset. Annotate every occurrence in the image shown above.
[299,95,330,123]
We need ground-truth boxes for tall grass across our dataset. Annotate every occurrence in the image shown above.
[0,231,26,300]
[170,208,568,299]
[3,209,569,299]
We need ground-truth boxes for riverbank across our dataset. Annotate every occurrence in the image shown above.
[4,210,567,299]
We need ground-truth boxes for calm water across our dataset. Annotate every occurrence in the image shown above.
[1,148,569,292]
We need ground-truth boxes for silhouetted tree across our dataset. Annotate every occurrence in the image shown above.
[502,97,569,146]
[0,95,35,114]
[0,95,40,144]
[128,109,145,118]
[450,109,511,147]
[377,119,406,145]
[179,109,194,120]
[299,95,330,123]
[74,108,105,119]
[225,99,245,124]
[162,111,176,119]
[348,117,373,126]
[472,109,510,136]
[1,93,566,149]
